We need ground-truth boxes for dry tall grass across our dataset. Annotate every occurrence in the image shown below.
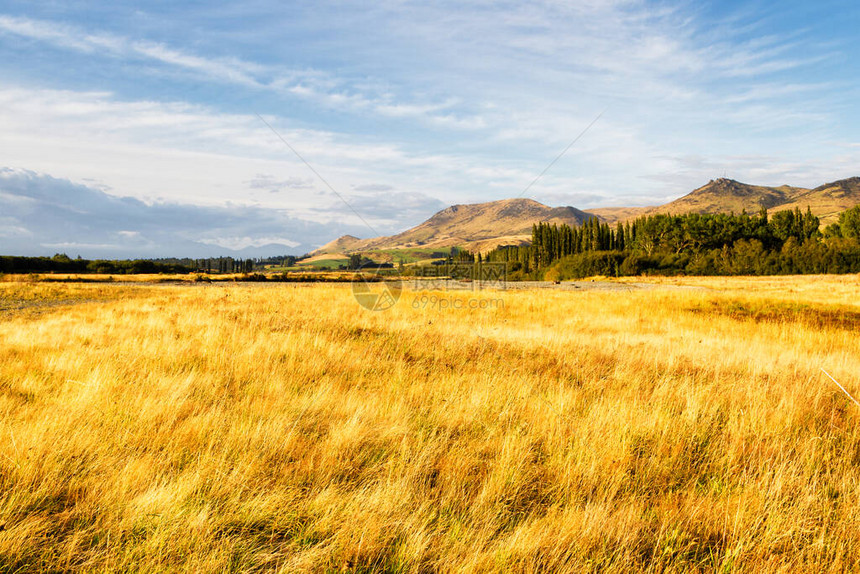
[1,277,859,572]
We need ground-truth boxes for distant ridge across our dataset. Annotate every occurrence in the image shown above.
[776,177,860,224]
[653,178,802,214]
[591,177,860,224]
[313,198,597,255]
[314,177,860,255]
[314,234,364,254]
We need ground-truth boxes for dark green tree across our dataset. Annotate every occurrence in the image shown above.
[839,205,860,239]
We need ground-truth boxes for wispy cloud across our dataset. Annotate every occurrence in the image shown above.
[247,174,316,193]
[0,6,841,145]
[0,14,485,129]
[0,15,265,86]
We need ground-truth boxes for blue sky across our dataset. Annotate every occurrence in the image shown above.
[1,0,859,256]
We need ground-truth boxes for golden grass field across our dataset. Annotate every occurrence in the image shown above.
[1,275,859,572]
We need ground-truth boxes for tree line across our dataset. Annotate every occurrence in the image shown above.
[0,254,192,275]
[0,254,303,275]
[477,206,860,279]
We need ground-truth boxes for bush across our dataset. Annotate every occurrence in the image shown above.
[543,268,561,282]
[552,252,625,280]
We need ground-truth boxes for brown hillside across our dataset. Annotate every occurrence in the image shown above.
[313,234,364,254]
[314,198,598,254]
[587,206,651,224]
[647,178,807,216]
[776,177,860,225]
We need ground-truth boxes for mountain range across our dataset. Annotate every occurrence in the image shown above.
[315,177,860,255]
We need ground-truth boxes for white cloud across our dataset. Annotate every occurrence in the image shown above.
[0,87,524,230]
[0,167,368,257]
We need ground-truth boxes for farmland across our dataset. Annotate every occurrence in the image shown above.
[1,276,859,572]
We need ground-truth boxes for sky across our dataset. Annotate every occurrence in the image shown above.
[1,0,859,257]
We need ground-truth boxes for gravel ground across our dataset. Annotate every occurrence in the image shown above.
[404,279,705,292]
